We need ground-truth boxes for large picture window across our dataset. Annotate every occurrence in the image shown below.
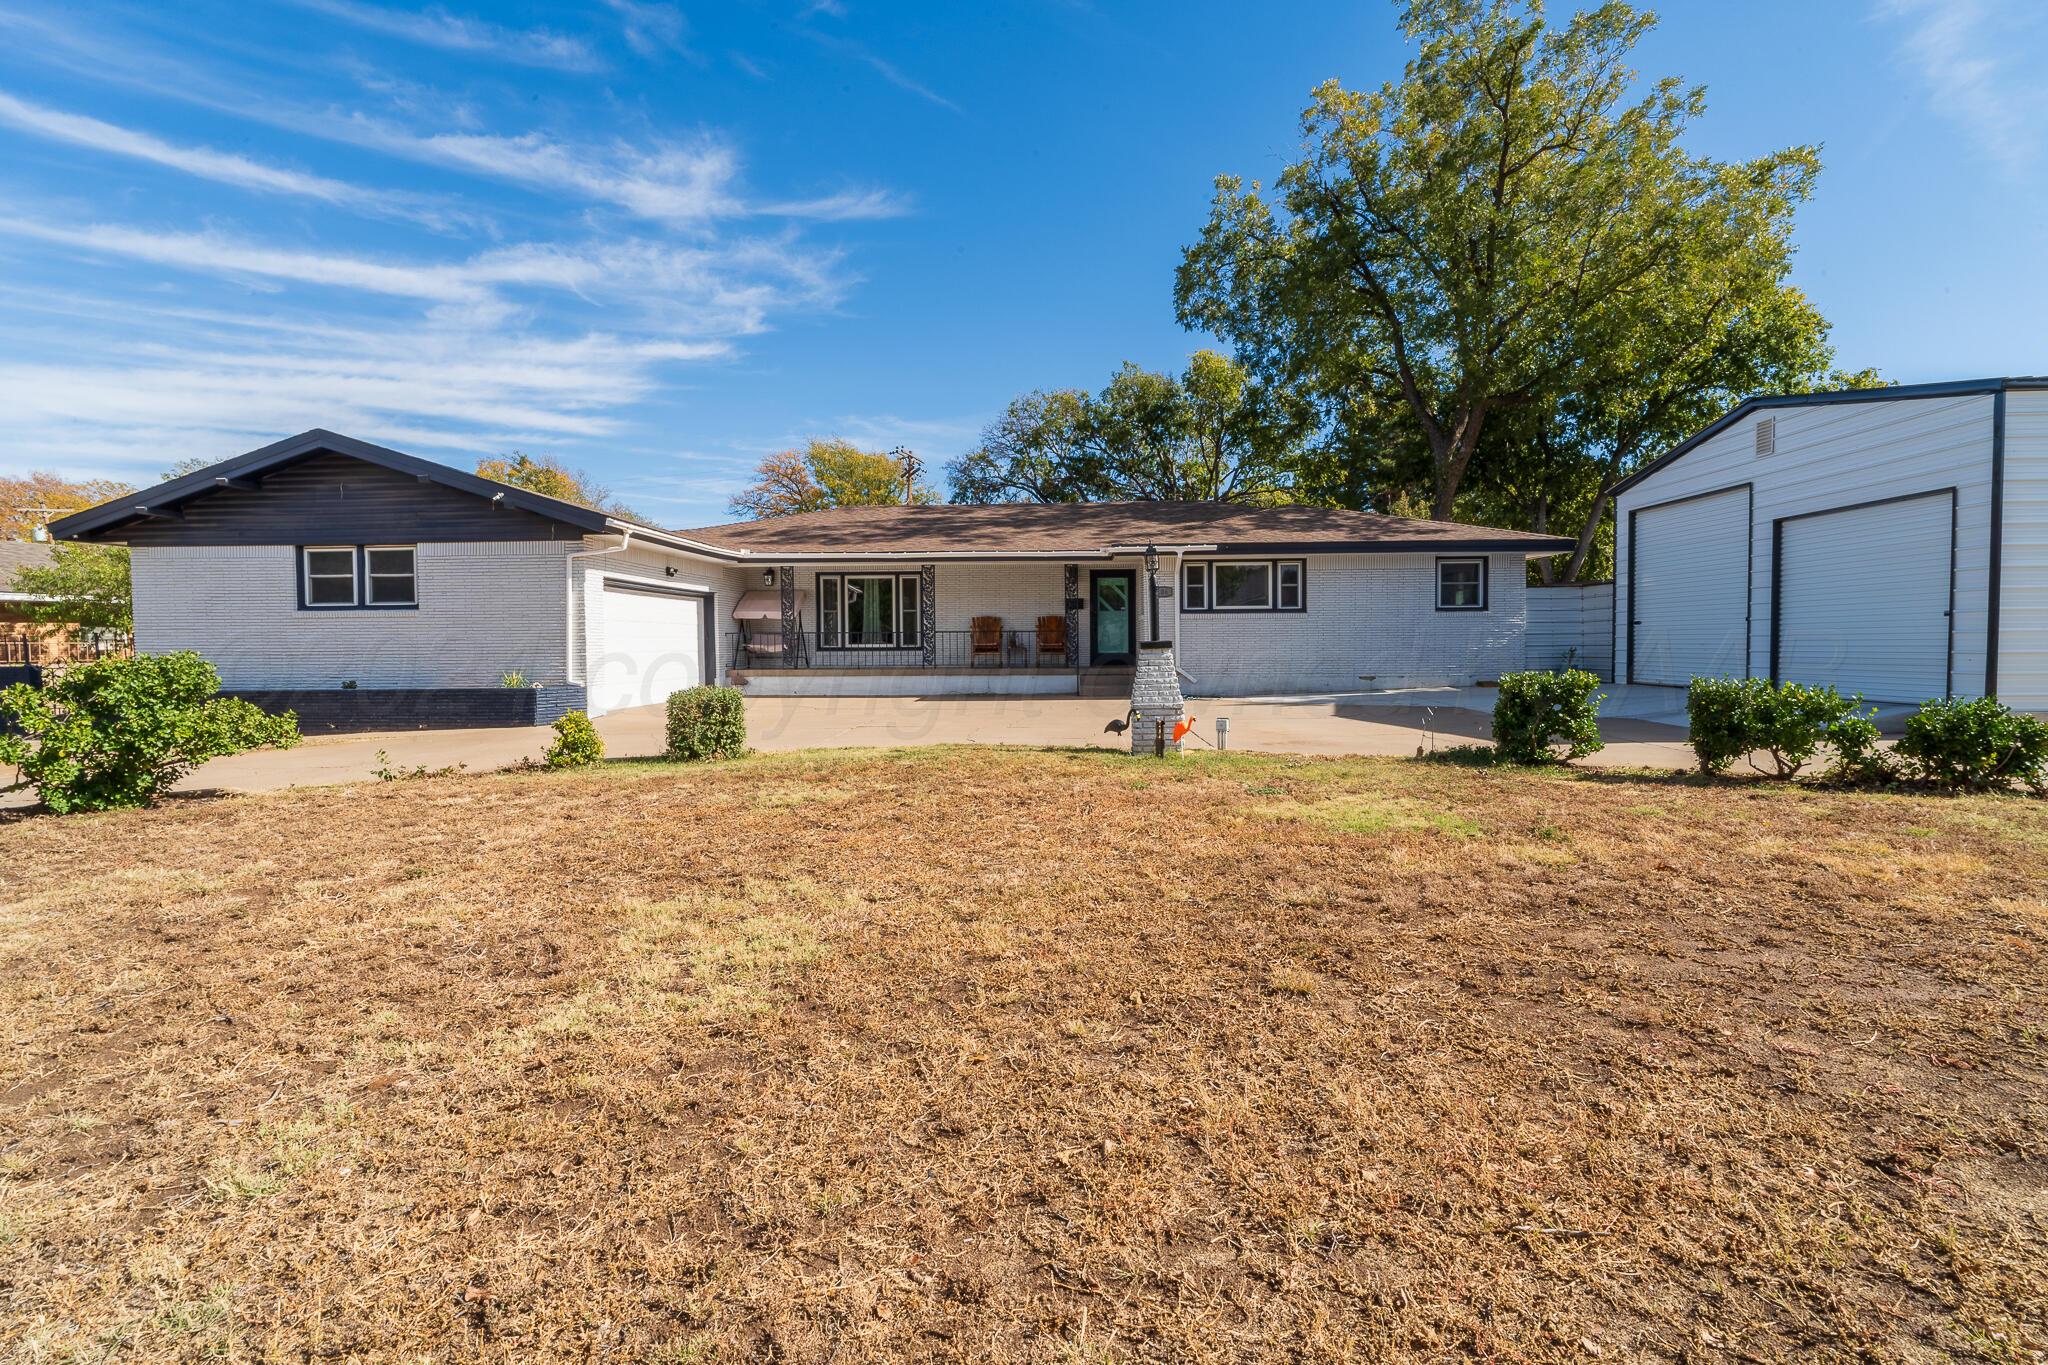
[817,573,920,647]
[1212,561,1273,610]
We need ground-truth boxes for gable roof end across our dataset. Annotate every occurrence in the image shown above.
[47,429,616,542]
[1606,375,2048,499]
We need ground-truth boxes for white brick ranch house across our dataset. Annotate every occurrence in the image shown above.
[49,429,1576,727]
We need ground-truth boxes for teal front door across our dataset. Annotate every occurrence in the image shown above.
[1091,570,1134,664]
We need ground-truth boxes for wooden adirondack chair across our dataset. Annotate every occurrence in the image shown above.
[1036,614,1067,664]
[970,616,1003,666]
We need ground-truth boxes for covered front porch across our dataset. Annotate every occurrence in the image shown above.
[723,556,1157,696]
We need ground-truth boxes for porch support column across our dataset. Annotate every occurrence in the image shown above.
[919,564,936,667]
[1063,564,1080,666]
[777,565,796,660]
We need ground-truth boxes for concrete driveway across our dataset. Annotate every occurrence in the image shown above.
[0,685,1714,801]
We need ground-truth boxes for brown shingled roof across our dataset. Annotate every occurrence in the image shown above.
[0,539,56,583]
[677,500,1574,558]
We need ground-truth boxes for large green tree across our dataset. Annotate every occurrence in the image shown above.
[9,544,133,632]
[949,351,1310,504]
[1175,0,1834,525]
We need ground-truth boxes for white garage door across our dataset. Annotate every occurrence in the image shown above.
[1777,492,1952,703]
[590,582,705,715]
[1631,487,1750,685]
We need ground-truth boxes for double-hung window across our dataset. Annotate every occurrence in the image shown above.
[817,573,920,647]
[301,545,418,609]
[365,547,417,606]
[1436,558,1487,610]
[1182,562,1209,611]
[301,547,359,607]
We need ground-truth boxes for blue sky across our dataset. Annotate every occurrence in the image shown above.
[0,0,2044,527]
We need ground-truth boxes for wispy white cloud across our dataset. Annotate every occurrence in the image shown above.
[1875,0,2047,176]
[800,29,961,113]
[287,0,602,72]
[0,90,469,229]
[601,0,691,60]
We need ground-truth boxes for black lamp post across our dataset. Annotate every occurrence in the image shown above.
[1143,544,1162,645]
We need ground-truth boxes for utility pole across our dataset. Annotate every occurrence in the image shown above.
[15,505,62,541]
[893,447,922,505]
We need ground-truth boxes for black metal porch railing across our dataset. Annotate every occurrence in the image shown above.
[729,629,1073,671]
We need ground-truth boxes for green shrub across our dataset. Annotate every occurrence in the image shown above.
[1490,669,1605,765]
[1685,677,1755,776]
[1896,697,2048,794]
[545,710,604,769]
[0,651,300,813]
[1687,676,1876,779]
[1819,709,1899,786]
[665,685,746,762]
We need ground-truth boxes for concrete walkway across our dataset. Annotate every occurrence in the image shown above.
[0,686,1729,805]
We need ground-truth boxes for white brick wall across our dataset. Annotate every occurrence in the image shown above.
[132,542,575,689]
[571,538,753,693]
[132,541,1534,700]
[1176,552,1527,694]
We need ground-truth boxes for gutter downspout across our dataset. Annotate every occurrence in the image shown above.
[565,528,635,685]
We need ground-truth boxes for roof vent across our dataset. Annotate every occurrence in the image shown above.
[1754,416,1777,457]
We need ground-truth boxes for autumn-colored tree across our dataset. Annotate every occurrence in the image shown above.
[728,440,936,519]
[1,472,133,541]
[476,453,645,521]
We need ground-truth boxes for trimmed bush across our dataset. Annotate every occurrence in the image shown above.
[1491,669,1605,765]
[1685,677,1755,776]
[665,685,746,762]
[1686,676,1875,779]
[1896,697,2048,794]
[0,651,300,813]
[544,710,603,769]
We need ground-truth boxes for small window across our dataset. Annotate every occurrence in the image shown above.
[1183,562,1209,611]
[1212,561,1272,610]
[1276,561,1303,610]
[302,547,357,606]
[1437,558,1486,611]
[365,546,416,605]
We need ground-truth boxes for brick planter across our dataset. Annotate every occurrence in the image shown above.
[226,685,587,734]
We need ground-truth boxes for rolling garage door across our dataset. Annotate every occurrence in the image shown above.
[1630,487,1751,685]
[1776,492,1953,703]
[589,581,705,714]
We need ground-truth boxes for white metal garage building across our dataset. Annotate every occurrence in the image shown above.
[1611,377,2048,710]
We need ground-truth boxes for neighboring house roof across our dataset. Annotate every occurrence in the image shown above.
[0,539,57,603]
[1607,375,2048,499]
[47,427,1575,560]
[678,501,1575,557]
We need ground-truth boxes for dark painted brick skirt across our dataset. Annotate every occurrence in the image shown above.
[227,685,588,733]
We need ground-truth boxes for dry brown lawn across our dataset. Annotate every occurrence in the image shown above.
[1,746,2044,1362]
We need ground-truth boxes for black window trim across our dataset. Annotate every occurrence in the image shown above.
[814,571,922,649]
[1179,558,1307,614]
[1435,555,1488,612]
[298,543,419,611]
